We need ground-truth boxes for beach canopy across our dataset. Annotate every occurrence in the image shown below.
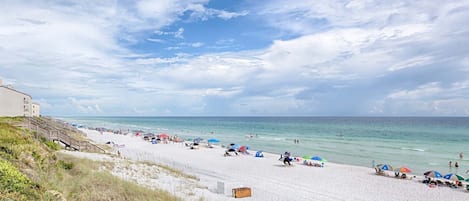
[302,155,311,160]
[443,173,465,181]
[377,164,393,171]
[424,170,442,178]
[311,156,327,162]
[396,167,412,173]
[207,138,220,143]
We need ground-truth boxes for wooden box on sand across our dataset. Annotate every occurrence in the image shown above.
[232,187,251,198]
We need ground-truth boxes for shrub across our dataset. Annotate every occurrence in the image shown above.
[45,141,61,151]
[0,160,38,200]
[57,160,74,170]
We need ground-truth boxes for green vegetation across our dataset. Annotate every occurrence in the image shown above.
[0,117,182,201]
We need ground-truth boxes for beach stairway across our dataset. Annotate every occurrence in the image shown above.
[22,117,106,153]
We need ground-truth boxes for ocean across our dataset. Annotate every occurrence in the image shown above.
[59,116,469,175]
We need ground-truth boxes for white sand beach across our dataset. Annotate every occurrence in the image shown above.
[68,129,469,201]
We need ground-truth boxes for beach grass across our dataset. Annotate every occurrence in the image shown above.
[156,163,199,181]
[0,117,183,201]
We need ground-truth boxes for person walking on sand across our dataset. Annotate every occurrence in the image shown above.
[283,151,292,166]
[455,161,459,168]
[449,160,452,167]
[460,152,464,160]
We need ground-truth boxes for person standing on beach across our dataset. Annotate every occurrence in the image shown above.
[460,152,464,160]
[455,161,459,168]
[449,161,452,167]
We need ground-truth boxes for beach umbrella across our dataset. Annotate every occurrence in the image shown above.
[443,173,465,181]
[466,178,469,182]
[239,146,248,152]
[193,137,203,143]
[302,155,311,160]
[396,167,412,173]
[158,133,169,138]
[207,138,220,143]
[377,164,393,171]
[311,156,327,162]
[230,144,240,149]
[424,170,442,178]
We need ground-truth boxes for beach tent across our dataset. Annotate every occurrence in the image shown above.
[255,151,264,157]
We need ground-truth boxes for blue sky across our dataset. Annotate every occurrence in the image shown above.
[1,0,469,116]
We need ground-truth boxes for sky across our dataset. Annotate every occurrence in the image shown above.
[1,0,469,116]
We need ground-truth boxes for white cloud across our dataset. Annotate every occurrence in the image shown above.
[147,38,165,43]
[1,0,468,116]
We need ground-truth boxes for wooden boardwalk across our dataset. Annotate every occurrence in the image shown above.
[24,117,106,153]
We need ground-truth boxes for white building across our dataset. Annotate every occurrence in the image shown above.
[31,103,41,117]
[0,79,40,117]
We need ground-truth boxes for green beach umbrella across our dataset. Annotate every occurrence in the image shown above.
[302,155,311,160]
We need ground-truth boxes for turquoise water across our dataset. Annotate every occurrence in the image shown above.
[60,116,469,175]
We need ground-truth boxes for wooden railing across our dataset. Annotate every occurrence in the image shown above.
[26,117,106,153]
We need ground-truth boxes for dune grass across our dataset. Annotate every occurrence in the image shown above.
[0,117,182,201]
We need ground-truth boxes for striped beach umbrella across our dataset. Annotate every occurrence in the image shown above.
[424,170,442,178]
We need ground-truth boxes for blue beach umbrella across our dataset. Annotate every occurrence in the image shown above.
[443,173,465,181]
[311,156,327,162]
[230,143,240,149]
[193,137,203,143]
[377,164,393,171]
[424,170,442,178]
[207,138,220,143]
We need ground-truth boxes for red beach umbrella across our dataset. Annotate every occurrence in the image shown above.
[396,167,412,173]
[239,146,247,152]
[159,133,169,138]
